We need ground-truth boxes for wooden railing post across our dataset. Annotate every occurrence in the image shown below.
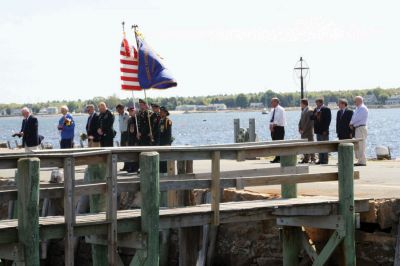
[17,158,40,266]
[280,155,301,266]
[338,143,355,266]
[63,157,76,266]
[87,163,107,266]
[106,154,118,265]
[131,152,160,266]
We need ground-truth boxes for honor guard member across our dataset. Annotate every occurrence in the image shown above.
[97,102,115,147]
[137,99,153,146]
[126,106,139,173]
[150,103,161,144]
[157,106,173,173]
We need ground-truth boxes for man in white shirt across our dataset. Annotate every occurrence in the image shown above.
[116,104,130,171]
[350,96,369,166]
[269,97,286,163]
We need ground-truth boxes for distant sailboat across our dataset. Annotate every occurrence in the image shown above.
[262,108,269,115]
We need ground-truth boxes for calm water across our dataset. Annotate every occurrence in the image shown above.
[0,109,399,158]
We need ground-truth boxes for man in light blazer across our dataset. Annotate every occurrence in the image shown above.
[298,99,315,163]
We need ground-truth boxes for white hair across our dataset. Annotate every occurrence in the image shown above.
[355,96,364,102]
[60,105,69,112]
[21,107,30,113]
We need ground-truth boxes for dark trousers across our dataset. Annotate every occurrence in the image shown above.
[316,133,329,163]
[101,138,114,147]
[271,126,285,161]
[60,138,73,149]
[120,131,129,170]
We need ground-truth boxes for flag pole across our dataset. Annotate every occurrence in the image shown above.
[133,24,154,143]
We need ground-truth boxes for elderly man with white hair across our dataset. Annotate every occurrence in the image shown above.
[57,105,75,149]
[12,107,41,152]
[350,96,369,166]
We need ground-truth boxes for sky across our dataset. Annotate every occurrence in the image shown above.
[1,0,399,104]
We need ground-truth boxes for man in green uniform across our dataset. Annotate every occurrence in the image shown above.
[157,106,173,173]
[150,103,161,145]
[137,99,153,146]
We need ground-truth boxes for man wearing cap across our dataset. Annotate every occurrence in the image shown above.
[126,106,139,173]
[137,99,153,146]
[116,104,130,170]
[150,103,161,145]
[157,106,173,173]
[97,102,115,147]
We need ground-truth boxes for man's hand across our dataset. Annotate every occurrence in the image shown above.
[97,128,103,135]
[269,124,274,132]
[322,131,328,136]
[299,129,304,134]
[12,132,22,138]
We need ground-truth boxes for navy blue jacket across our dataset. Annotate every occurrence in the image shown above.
[20,116,40,147]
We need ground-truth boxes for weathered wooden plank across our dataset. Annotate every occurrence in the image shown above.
[17,158,40,265]
[338,143,356,266]
[280,155,301,266]
[106,154,118,265]
[63,157,76,266]
[277,215,344,230]
[130,152,160,266]
[211,151,221,226]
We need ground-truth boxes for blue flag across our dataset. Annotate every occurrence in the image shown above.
[136,33,177,89]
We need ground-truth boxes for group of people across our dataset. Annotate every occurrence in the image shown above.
[13,99,173,172]
[269,96,369,166]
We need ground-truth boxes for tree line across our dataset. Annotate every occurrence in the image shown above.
[1,87,399,114]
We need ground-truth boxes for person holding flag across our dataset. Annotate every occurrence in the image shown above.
[57,106,75,149]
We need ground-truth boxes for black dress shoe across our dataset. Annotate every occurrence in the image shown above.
[270,159,280,163]
[298,160,309,164]
[354,163,366,166]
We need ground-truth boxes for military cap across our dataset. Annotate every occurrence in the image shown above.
[139,99,147,104]
[151,103,160,108]
[160,106,169,116]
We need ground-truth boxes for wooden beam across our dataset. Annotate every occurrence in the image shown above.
[277,215,344,230]
[17,158,40,266]
[338,143,356,266]
[106,154,118,266]
[131,152,160,266]
[211,151,221,226]
[313,229,345,266]
[63,157,75,266]
[280,155,301,266]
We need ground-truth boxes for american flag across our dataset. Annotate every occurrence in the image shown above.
[120,38,141,91]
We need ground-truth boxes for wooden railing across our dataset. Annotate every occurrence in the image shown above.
[0,139,363,266]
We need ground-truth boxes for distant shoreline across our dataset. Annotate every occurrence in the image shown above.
[0,104,399,118]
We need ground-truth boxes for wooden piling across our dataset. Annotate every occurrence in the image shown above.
[338,143,356,266]
[106,154,118,265]
[233,119,240,143]
[280,155,301,266]
[248,118,256,142]
[131,152,160,266]
[17,158,40,266]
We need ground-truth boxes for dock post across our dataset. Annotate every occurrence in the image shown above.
[63,157,76,266]
[87,163,108,266]
[233,119,240,143]
[248,118,256,142]
[280,155,301,266]
[131,152,160,266]
[17,158,40,266]
[338,143,355,265]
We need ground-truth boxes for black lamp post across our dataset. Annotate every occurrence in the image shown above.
[294,57,310,99]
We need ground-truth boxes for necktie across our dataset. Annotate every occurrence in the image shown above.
[270,108,276,123]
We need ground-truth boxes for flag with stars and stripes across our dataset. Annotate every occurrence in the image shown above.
[120,38,141,91]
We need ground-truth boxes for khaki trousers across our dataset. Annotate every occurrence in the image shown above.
[355,126,368,164]
[88,140,101,148]
[25,145,40,152]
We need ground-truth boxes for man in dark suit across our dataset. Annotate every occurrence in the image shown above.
[13,107,41,152]
[86,104,101,147]
[97,102,115,147]
[298,99,316,163]
[336,99,354,140]
[312,98,332,164]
